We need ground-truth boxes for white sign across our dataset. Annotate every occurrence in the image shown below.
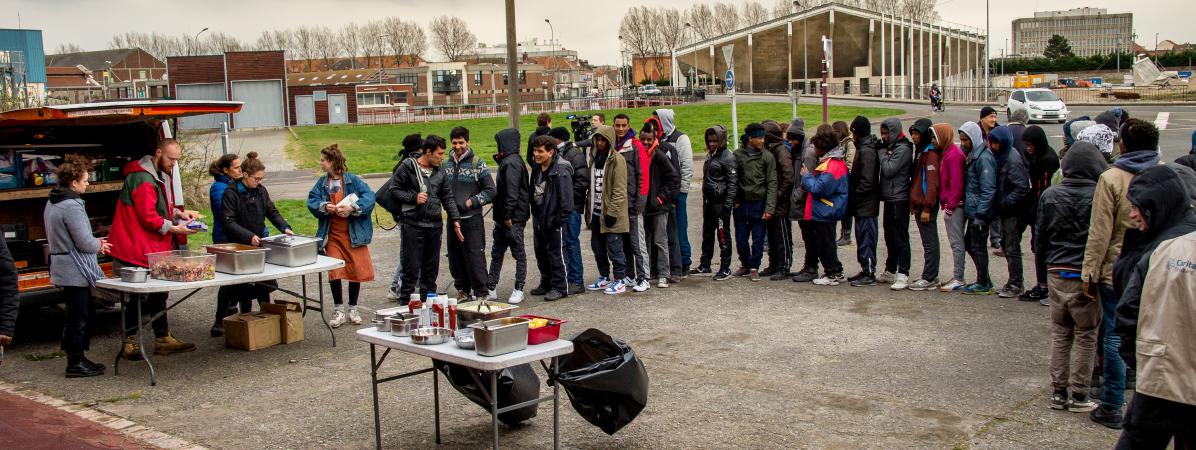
[66,108,134,117]
[721,45,735,66]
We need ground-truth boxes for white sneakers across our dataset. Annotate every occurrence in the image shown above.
[487,289,498,300]
[329,310,346,328]
[348,309,363,325]
[508,290,525,304]
[633,279,651,292]
[604,279,627,295]
[813,273,845,286]
[657,277,669,288]
[907,279,940,291]
[586,277,611,291]
[939,279,965,292]
[890,273,910,290]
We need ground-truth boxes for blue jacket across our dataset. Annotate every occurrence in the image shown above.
[307,172,376,249]
[799,147,849,223]
[960,122,999,221]
[210,174,233,243]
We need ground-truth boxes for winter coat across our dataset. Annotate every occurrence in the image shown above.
[1035,142,1107,272]
[442,148,496,219]
[961,121,999,222]
[210,174,233,243]
[386,158,461,229]
[908,119,940,215]
[735,146,778,214]
[879,118,914,202]
[763,121,795,218]
[221,180,290,246]
[1007,122,1028,158]
[1113,166,1196,405]
[557,141,590,213]
[1082,150,1161,285]
[702,125,739,215]
[594,125,630,233]
[936,122,966,213]
[800,147,849,222]
[617,131,647,214]
[656,109,695,194]
[492,129,531,224]
[989,126,1031,218]
[530,153,574,229]
[108,156,181,268]
[0,233,16,337]
[840,137,857,171]
[1022,126,1060,216]
[849,134,881,218]
[307,172,376,249]
[643,142,680,216]
[44,188,104,288]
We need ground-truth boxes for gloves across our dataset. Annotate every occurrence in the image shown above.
[604,215,617,228]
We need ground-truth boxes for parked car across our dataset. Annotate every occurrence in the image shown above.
[637,84,662,96]
[1006,88,1069,123]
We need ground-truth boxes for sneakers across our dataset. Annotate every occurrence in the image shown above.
[1090,404,1124,429]
[813,273,845,286]
[604,279,627,295]
[349,309,363,325]
[330,310,347,328]
[847,272,868,282]
[758,267,777,277]
[876,271,896,283]
[850,273,877,287]
[668,275,682,284]
[889,273,909,290]
[768,269,791,281]
[689,266,713,276]
[907,279,939,291]
[1039,298,1050,306]
[504,290,523,304]
[387,290,402,301]
[153,332,196,356]
[713,269,732,281]
[210,322,224,338]
[997,285,1024,298]
[544,290,565,301]
[529,286,550,296]
[586,277,611,291]
[836,235,852,247]
[732,267,752,277]
[1050,389,1068,410]
[791,269,818,283]
[121,336,143,361]
[749,269,761,282]
[632,279,651,292]
[962,283,996,295]
[657,277,670,288]
[939,279,966,292]
[1019,285,1048,302]
[567,284,586,295]
[1067,394,1098,413]
[487,289,498,300]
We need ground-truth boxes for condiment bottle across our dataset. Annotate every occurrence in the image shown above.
[408,294,422,314]
[446,298,458,335]
[427,293,440,327]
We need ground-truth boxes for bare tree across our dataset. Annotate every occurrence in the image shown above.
[899,0,940,21]
[360,21,387,68]
[741,1,771,27]
[292,26,319,71]
[401,22,428,66]
[207,32,244,53]
[312,26,339,70]
[338,23,363,69]
[255,29,293,52]
[618,6,657,84]
[52,43,84,54]
[711,2,741,36]
[654,8,689,78]
[428,16,476,61]
[772,0,794,19]
[685,4,718,41]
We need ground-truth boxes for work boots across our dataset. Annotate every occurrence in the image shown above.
[122,336,144,361]
[154,332,197,356]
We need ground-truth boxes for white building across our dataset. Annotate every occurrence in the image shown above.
[1012,8,1133,57]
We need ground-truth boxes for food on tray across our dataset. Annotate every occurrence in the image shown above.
[456,301,515,312]
[149,257,215,282]
[185,220,209,232]
[528,318,552,329]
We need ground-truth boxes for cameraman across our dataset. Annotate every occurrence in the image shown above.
[576,113,606,150]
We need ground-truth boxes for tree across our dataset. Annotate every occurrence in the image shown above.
[380,18,427,67]
[1044,34,1074,59]
[711,2,741,36]
[291,26,319,71]
[312,26,340,70]
[618,6,656,83]
[771,0,797,19]
[400,21,428,66]
[338,23,363,69]
[255,30,293,52]
[741,1,771,27]
[428,16,476,61]
[207,32,244,53]
[52,43,83,54]
[685,4,718,41]
[360,21,387,68]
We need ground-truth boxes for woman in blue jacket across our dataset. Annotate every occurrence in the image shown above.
[307,144,376,328]
[208,153,242,337]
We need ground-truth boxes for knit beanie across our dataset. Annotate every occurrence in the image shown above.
[850,116,871,136]
[548,127,571,142]
[980,106,997,120]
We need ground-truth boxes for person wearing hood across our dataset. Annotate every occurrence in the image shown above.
[762,120,795,280]
[613,113,651,292]
[1081,118,1162,429]
[1007,109,1030,156]
[691,125,739,281]
[733,123,777,281]
[528,135,575,301]
[798,125,850,285]
[960,121,998,295]
[397,133,424,162]
[877,118,914,290]
[386,133,425,300]
[832,121,857,247]
[1077,124,1118,164]
[1019,126,1062,303]
[640,119,681,288]
[44,156,113,378]
[107,139,198,360]
[847,116,882,287]
[1111,166,1196,448]
[907,119,942,291]
[648,116,684,285]
[654,109,695,273]
[789,118,825,283]
[937,123,968,293]
[443,127,496,302]
[989,125,1032,299]
[549,127,590,295]
[584,125,632,295]
[1035,141,1108,414]
[486,128,530,304]
[207,153,242,336]
[979,107,1004,252]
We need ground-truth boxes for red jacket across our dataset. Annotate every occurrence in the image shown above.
[108,157,178,267]
[910,147,941,215]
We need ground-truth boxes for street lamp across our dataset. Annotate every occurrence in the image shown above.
[685,22,697,90]
[545,19,555,100]
[189,27,209,56]
[794,1,807,91]
[618,35,626,94]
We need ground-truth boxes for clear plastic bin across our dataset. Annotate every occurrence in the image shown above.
[146,250,216,282]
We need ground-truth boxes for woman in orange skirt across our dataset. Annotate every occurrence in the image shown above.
[307,144,376,327]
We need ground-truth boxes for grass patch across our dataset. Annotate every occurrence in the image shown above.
[85,391,144,406]
[186,199,396,249]
[287,102,904,174]
[24,350,65,361]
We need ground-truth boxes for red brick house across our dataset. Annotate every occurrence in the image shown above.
[167,51,288,129]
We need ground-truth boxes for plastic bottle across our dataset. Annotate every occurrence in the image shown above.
[427,293,440,328]
[408,294,422,314]
[446,298,458,335]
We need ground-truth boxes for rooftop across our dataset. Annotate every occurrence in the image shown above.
[45,48,140,71]
[287,68,385,87]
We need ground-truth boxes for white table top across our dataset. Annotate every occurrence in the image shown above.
[96,255,345,294]
[356,327,574,371]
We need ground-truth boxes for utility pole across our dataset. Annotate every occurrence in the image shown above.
[189,27,209,56]
[984,0,989,102]
[821,35,830,125]
[505,0,519,129]
[545,19,555,101]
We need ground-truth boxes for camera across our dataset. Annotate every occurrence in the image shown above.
[567,114,594,143]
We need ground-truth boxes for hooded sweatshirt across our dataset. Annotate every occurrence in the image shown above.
[879,118,914,202]
[108,155,180,267]
[655,109,694,194]
[1082,147,1161,285]
[643,119,680,217]
[45,187,105,288]
[1035,142,1108,272]
[849,133,882,218]
[800,145,849,222]
[961,121,998,221]
[493,128,530,224]
[1021,125,1060,212]
[618,128,649,213]
[702,125,739,214]
[591,125,630,233]
[443,147,496,219]
[935,124,965,212]
[763,120,795,218]
[908,119,941,215]
[788,118,819,217]
[989,126,1031,218]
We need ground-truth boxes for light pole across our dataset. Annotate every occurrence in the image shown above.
[794,1,807,91]
[189,27,209,56]
[504,0,519,128]
[685,22,697,90]
[984,0,990,101]
[618,35,626,95]
[545,19,556,100]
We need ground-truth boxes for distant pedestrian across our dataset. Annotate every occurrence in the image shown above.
[907,119,942,291]
[308,145,376,327]
[486,128,530,304]
[387,133,425,301]
[640,118,680,288]
[614,114,651,292]
[528,135,574,301]
[798,125,849,286]
[762,120,795,281]
[847,116,881,287]
[990,125,1032,299]
[443,126,495,301]
[791,118,823,284]
[655,109,695,274]
[692,125,738,281]
[1019,125,1061,303]
[877,118,914,290]
[733,123,777,281]
[389,136,462,304]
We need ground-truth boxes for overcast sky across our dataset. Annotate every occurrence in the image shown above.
[7,0,1193,66]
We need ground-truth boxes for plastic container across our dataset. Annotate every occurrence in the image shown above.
[520,315,568,345]
[146,251,215,282]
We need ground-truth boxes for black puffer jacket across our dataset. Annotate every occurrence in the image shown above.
[1023,126,1061,216]
[220,180,291,245]
[558,141,590,213]
[850,134,882,217]
[702,125,739,214]
[1035,142,1107,271]
[389,158,462,228]
[644,142,680,216]
[530,153,575,229]
[990,126,1032,218]
[493,128,530,224]
[763,120,795,218]
[0,232,17,338]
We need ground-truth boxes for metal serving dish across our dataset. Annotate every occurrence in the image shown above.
[453,328,475,349]
[373,306,409,323]
[388,315,420,337]
[204,243,269,275]
[469,317,530,357]
[260,234,319,267]
[410,327,452,345]
[119,267,148,283]
[456,301,518,325]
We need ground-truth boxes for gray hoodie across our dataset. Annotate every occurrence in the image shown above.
[878,118,914,202]
[44,189,105,288]
[655,109,694,194]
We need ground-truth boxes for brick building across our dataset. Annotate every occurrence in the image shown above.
[46,48,168,99]
[167,51,288,129]
[286,68,415,125]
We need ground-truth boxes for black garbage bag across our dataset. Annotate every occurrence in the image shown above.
[552,328,649,435]
[434,361,540,426]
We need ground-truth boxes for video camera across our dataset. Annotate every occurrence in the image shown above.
[567,114,594,143]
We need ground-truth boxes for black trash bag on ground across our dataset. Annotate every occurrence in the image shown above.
[434,360,540,426]
[552,328,649,435]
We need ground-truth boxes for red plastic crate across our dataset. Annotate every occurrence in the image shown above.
[520,314,567,345]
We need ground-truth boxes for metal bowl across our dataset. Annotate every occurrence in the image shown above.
[388,315,420,337]
[453,328,475,349]
[409,327,452,345]
[119,267,149,283]
[373,319,391,333]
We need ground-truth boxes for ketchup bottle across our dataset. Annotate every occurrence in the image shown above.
[446,298,458,335]
[408,294,422,315]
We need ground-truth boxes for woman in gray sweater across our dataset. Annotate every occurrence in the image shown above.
[44,155,111,378]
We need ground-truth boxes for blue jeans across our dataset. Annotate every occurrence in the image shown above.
[675,193,692,268]
[734,201,767,269]
[1100,283,1126,408]
[563,211,584,286]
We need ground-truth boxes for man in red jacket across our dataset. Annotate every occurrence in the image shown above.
[108,139,197,359]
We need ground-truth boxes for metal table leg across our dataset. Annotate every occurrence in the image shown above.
[113,292,125,375]
[491,370,499,450]
[434,362,441,444]
[552,356,560,450]
[319,272,336,346]
[371,344,382,450]
[136,294,156,386]
[301,275,308,317]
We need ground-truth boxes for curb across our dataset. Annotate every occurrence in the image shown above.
[0,380,207,450]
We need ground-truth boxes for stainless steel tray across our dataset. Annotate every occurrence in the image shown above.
[456,301,518,325]
[205,243,269,275]
[260,234,319,267]
[469,317,530,357]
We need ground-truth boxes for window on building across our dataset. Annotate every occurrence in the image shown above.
[393,92,409,103]
[357,93,388,106]
[503,73,509,86]
[474,71,483,86]
[396,73,419,85]
[519,70,526,83]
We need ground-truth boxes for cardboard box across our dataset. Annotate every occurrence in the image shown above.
[223,312,281,351]
[261,300,304,344]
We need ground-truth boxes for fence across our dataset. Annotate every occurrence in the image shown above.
[357,95,689,125]
[692,81,1195,104]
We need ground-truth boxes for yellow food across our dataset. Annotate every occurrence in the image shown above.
[528,318,551,329]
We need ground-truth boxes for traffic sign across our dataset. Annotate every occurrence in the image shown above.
[725,70,735,89]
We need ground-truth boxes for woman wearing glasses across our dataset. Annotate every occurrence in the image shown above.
[219,152,293,317]
[307,145,376,327]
